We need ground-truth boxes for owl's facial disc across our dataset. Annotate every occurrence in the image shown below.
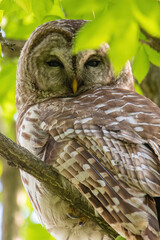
[30,33,74,96]
[74,47,113,94]
[30,33,112,98]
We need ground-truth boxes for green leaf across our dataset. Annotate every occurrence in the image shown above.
[0,59,17,121]
[61,0,106,19]
[48,0,65,19]
[132,44,150,83]
[14,0,32,14]
[144,44,160,67]
[134,83,143,95]
[0,0,16,15]
[2,4,37,40]
[132,0,160,37]
[109,20,139,73]
[21,217,54,240]
[139,31,147,41]
[31,0,54,20]
[74,0,139,73]
[0,9,3,22]
[73,7,112,53]
[30,0,65,22]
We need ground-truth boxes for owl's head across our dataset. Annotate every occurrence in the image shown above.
[16,19,134,111]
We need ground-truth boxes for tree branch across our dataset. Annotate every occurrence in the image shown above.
[0,132,118,239]
[0,32,26,58]
[141,29,160,52]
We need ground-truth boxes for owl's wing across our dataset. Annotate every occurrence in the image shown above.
[40,88,160,239]
[41,131,159,239]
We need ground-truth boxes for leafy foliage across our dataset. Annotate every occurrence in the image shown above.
[0,0,159,240]
[73,0,160,75]
[132,44,150,83]
[144,45,160,67]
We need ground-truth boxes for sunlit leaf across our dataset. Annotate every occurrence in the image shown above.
[0,9,3,22]
[31,0,54,20]
[2,100,16,120]
[0,0,10,11]
[109,20,139,73]
[14,0,32,14]
[30,0,64,23]
[3,6,37,39]
[74,0,132,53]
[21,217,54,240]
[73,7,112,53]
[0,0,17,16]
[49,0,65,19]
[132,0,160,37]
[61,0,106,19]
[0,60,17,121]
[139,31,147,41]
[0,0,37,39]
[132,44,150,83]
[144,44,160,67]
[134,83,144,95]
[74,0,138,74]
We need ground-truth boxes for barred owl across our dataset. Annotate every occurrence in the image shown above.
[16,20,160,240]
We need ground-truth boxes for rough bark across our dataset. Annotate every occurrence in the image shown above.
[0,34,26,58]
[0,132,118,239]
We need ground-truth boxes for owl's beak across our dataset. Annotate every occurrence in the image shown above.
[72,78,78,94]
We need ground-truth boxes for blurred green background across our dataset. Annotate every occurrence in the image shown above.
[0,0,160,240]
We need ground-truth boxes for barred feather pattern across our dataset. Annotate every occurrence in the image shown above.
[17,87,160,240]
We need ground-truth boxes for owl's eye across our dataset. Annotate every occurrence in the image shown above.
[46,60,64,68]
[85,59,100,67]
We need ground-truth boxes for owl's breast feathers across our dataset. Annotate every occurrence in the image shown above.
[17,86,160,240]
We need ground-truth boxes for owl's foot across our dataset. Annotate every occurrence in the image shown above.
[67,206,86,226]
